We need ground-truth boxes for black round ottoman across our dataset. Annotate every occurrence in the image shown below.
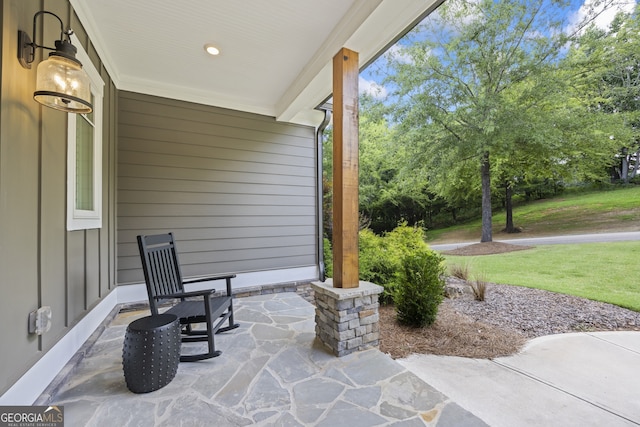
[122,313,181,393]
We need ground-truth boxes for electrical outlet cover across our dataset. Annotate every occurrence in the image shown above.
[29,306,52,335]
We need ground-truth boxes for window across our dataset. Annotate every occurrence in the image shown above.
[67,36,104,230]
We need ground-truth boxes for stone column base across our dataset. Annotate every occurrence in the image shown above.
[311,279,384,357]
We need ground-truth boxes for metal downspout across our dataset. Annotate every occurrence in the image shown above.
[316,107,332,282]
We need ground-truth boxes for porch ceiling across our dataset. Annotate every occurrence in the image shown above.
[70,0,438,126]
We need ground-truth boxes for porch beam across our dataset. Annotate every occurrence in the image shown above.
[332,47,359,289]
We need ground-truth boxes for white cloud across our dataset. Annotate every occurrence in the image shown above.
[359,76,388,99]
[383,44,414,65]
[568,0,637,33]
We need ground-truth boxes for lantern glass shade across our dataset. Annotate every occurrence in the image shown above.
[34,54,92,113]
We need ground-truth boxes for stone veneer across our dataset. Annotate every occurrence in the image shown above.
[311,279,384,357]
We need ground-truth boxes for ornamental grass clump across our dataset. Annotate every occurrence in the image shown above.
[449,261,470,280]
[471,274,489,301]
[395,249,446,327]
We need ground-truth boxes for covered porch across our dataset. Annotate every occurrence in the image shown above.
[38,292,483,426]
[1,0,443,403]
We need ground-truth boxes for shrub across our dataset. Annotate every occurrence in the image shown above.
[384,223,430,263]
[361,223,431,304]
[323,237,333,278]
[358,229,399,304]
[326,223,434,305]
[358,228,387,283]
[395,249,446,327]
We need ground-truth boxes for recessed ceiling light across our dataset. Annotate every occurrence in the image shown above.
[204,44,220,56]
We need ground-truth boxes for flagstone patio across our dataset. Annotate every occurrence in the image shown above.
[38,292,486,426]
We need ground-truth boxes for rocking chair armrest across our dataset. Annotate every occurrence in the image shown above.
[182,274,236,285]
[154,289,217,300]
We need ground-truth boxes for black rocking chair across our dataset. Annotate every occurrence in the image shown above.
[137,232,239,362]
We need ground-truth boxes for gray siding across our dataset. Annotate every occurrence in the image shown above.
[0,0,117,396]
[117,92,318,284]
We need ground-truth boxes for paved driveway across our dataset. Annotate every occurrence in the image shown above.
[430,231,640,251]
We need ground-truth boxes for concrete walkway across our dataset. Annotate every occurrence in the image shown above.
[42,293,485,426]
[399,332,640,427]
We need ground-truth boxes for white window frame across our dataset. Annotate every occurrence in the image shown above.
[67,35,105,231]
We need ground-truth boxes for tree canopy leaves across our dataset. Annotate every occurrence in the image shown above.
[323,1,638,239]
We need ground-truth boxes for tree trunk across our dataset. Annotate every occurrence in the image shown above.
[503,181,517,233]
[621,149,629,183]
[480,151,493,242]
[630,146,640,179]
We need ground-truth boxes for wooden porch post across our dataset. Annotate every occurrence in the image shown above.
[311,47,382,356]
[332,48,359,288]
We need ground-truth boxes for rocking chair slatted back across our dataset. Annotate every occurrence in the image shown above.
[137,232,184,315]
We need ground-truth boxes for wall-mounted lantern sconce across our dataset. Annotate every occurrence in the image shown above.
[17,11,93,114]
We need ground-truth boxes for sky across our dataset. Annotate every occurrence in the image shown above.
[359,0,637,100]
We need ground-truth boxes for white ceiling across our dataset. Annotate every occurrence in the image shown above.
[70,0,439,126]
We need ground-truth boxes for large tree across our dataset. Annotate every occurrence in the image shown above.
[387,0,622,241]
[566,7,640,183]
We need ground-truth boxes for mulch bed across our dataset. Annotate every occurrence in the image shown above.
[440,241,533,256]
[378,302,526,359]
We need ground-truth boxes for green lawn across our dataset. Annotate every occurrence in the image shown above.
[428,186,640,243]
[444,241,640,311]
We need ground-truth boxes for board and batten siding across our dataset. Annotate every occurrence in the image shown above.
[117,92,318,284]
[0,0,118,397]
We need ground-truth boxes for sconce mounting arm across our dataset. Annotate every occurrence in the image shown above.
[18,10,78,69]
